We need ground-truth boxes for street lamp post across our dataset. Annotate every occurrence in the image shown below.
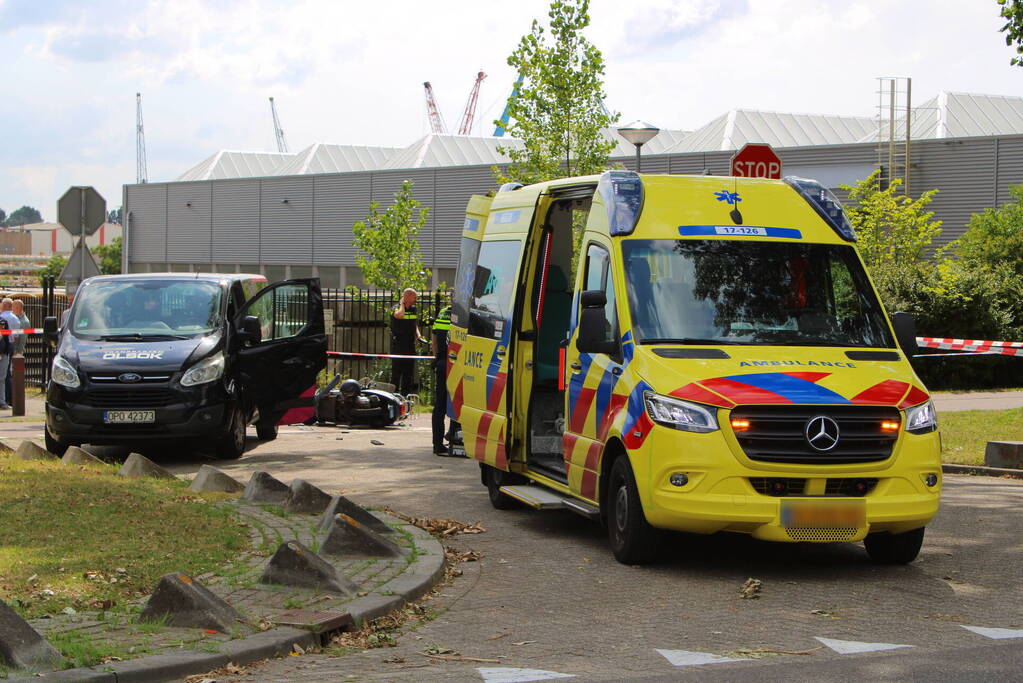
[617,120,660,173]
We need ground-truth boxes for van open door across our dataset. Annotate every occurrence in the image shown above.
[235,278,327,426]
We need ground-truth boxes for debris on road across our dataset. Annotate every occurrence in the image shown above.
[384,510,486,537]
[739,577,762,599]
[371,439,385,446]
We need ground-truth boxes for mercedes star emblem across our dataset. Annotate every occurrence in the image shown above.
[805,415,840,451]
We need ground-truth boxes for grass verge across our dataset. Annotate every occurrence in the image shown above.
[0,454,247,619]
[940,408,1023,465]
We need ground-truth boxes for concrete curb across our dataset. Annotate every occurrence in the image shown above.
[943,463,1023,479]
[31,515,446,682]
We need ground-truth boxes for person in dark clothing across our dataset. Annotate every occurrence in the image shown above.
[390,288,425,396]
[430,304,452,455]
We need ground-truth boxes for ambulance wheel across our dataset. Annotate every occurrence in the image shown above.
[864,526,925,565]
[256,421,278,441]
[607,457,659,565]
[216,409,246,460]
[482,464,521,510]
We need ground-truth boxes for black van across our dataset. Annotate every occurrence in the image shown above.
[43,273,326,459]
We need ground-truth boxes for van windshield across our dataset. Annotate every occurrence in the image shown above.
[621,239,895,348]
[70,280,224,340]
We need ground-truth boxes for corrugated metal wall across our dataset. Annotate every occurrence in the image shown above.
[125,134,1023,272]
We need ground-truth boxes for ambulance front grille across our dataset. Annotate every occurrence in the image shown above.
[786,527,859,542]
[732,405,900,465]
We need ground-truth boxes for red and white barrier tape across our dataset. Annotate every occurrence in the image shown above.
[0,328,43,335]
[327,350,434,360]
[916,336,1023,357]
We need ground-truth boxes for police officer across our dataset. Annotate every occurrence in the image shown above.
[390,288,425,396]
[430,304,452,455]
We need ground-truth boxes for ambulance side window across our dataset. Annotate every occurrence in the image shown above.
[468,240,521,341]
[582,244,618,344]
[451,237,482,328]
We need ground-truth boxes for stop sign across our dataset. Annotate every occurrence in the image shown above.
[730,143,782,179]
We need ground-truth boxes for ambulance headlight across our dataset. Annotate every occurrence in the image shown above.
[643,392,718,433]
[905,400,937,434]
[181,352,225,387]
[51,355,81,389]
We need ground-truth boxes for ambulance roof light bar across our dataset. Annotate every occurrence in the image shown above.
[599,170,644,236]
[784,176,857,242]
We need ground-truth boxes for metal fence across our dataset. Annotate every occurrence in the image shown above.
[21,277,69,387]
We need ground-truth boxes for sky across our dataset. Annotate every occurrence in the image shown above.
[1,0,1020,221]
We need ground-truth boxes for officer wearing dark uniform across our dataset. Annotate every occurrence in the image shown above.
[390,288,424,396]
[431,304,452,455]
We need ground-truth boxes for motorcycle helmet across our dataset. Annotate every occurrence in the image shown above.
[339,379,361,398]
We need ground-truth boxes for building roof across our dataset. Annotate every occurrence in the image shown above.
[272,143,403,175]
[858,91,1023,142]
[667,109,876,153]
[176,150,295,181]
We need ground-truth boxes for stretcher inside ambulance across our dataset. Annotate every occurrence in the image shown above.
[447,171,941,565]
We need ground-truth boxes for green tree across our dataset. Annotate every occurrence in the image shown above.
[93,236,122,274]
[352,180,431,291]
[107,207,123,224]
[495,0,617,185]
[5,206,43,227]
[0,208,6,225]
[998,0,1023,66]
[38,254,67,284]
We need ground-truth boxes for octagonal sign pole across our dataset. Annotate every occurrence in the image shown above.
[57,186,106,236]
[730,143,783,179]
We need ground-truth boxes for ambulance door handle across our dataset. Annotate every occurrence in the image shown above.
[448,353,457,360]
[495,347,506,357]
[570,362,582,371]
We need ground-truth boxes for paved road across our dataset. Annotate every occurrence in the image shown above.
[128,419,1023,682]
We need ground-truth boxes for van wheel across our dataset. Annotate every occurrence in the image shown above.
[256,422,278,441]
[216,409,246,460]
[606,457,659,565]
[44,429,72,457]
[482,464,521,510]
[864,527,925,564]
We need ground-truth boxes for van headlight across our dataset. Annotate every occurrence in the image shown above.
[181,352,225,387]
[51,355,81,389]
[643,391,719,433]
[905,400,937,434]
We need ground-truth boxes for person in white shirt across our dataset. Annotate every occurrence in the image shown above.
[0,298,17,409]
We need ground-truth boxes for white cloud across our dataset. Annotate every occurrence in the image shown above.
[1,0,1020,219]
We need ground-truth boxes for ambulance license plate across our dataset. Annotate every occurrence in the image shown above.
[103,410,155,424]
[781,499,865,528]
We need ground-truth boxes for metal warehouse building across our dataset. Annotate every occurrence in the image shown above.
[123,92,1023,287]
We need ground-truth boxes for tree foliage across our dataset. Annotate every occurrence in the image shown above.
[495,0,617,185]
[38,254,67,284]
[93,236,122,274]
[107,207,123,225]
[352,180,431,291]
[999,0,1023,66]
[0,208,6,225]
[4,206,42,227]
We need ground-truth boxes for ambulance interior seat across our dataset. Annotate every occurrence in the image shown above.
[535,265,572,386]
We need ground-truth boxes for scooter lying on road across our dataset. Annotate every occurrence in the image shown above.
[312,374,412,428]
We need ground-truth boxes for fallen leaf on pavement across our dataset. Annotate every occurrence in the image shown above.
[739,578,762,599]
[371,439,384,445]
[511,640,537,646]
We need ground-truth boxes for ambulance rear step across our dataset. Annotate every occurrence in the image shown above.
[499,485,600,520]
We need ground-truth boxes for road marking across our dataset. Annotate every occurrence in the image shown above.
[815,637,913,654]
[655,649,747,666]
[961,625,1023,640]
[477,667,575,682]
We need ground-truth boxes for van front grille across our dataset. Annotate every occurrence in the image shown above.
[80,389,178,408]
[732,405,899,465]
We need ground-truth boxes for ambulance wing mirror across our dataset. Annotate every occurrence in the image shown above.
[577,290,617,355]
[891,311,918,358]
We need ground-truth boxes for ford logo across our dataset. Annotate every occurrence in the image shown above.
[118,373,143,384]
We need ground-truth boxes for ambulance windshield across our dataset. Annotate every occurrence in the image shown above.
[621,240,894,348]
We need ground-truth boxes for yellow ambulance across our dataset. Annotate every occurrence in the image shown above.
[446,171,940,565]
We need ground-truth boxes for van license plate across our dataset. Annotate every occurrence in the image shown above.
[781,500,865,528]
[103,410,155,424]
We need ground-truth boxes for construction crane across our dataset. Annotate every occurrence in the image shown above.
[269,97,289,153]
[493,73,524,137]
[136,92,148,184]
[457,70,487,135]
[423,82,447,134]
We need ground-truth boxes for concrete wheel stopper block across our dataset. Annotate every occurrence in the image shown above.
[0,599,62,670]
[243,471,290,504]
[321,514,407,559]
[985,441,1023,469]
[259,541,358,594]
[117,453,176,479]
[14,441,57,461]
[138,573,243,632]
[284,479,332,515]
[61,446,105,467]
[188,465,244,493]
[318,495,394,534]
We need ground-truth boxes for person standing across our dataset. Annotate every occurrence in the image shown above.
[0,298,20,408]
[0,314,11,410]
[430,304,452,455]
[11,300,29,357]
[390,288,425,396]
